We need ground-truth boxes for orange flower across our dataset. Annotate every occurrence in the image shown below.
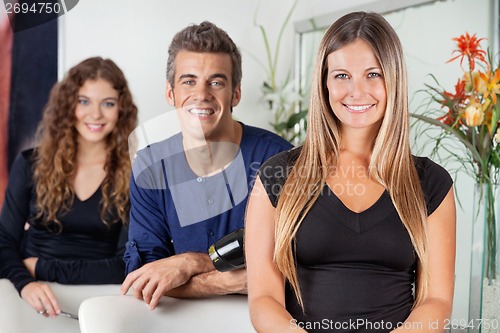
[437,79,466,127]
[463,101,484,127]
[448,32,487,71]
[447,78,467,101]
[482,99,495,133]
[479,68,500,104]
[437,110,458,127]
[464,71,485,94]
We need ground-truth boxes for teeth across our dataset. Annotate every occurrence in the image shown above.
[346,104,372,111]
[189,108,214,116]
[87,124,104,129]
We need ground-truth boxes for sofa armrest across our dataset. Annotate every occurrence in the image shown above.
[79,294,254,333]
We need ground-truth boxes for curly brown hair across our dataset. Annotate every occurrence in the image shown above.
[33,57,138,232]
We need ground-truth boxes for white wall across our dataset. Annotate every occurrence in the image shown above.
[60,0,303,131]
[59,0,382,131]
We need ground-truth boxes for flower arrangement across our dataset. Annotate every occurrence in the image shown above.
[253,0,308,143]
[412,33,500,283]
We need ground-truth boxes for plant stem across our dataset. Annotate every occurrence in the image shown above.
[484,179,498,284]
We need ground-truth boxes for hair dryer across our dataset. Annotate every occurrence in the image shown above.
[208,228,245,272]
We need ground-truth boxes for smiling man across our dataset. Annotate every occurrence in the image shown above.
[121,21,293,309]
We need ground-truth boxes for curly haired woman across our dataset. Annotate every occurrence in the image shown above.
[0,57,138,318]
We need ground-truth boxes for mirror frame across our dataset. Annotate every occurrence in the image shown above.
[294,0,441,34]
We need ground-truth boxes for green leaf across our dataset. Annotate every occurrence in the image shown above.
[272,0,298,77]
[410,112,484,168]
[286,110,308,127]
[273,121,289,132]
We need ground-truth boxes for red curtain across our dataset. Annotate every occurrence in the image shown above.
[0,11,13,207]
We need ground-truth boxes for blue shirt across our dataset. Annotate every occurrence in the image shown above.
[124,123,293,273]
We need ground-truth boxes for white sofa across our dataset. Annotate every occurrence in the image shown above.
[78,294,254,333]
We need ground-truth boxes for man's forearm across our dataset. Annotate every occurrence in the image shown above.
[165,269,247,298]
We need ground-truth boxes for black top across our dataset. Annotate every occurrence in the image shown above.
[258,147,453,332]
[0,149,127,293]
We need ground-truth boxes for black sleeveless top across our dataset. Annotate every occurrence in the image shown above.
[258,147,453,332]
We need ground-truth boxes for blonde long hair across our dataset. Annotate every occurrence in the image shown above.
[274,12,428,310]
[33,57,138,232]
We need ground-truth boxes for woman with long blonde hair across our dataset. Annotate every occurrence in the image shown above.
[246,12,456,332]
[0,57,138,318]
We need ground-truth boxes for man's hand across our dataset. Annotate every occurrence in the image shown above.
[120,252,213,310]
[203,268,247,295]
[164,268,248,298]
